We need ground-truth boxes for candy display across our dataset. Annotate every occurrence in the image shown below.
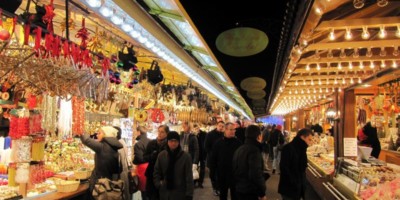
[12,137,32,162]
[31,136,45,161]
[8,163,17,187]
[308,154,335,175]
[359,166,400,199]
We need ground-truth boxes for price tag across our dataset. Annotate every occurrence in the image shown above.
[343,138,357,157]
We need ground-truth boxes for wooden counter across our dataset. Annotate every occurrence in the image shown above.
[33,183,89,200]
[378,149,400,165]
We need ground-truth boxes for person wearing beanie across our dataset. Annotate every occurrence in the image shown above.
[268,124,285,174]
[278,128,313,200]
[210,122,242,200]
[153,131,194,200]
[144,125,169,200]
[233,125,267,200]
[80,126,123,197]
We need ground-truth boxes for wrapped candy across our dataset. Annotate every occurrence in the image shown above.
[12,137,32,162]
[8,163,17,186]
[15,163,29,184]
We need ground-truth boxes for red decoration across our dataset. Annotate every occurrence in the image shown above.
[0,10,10,41]
[151,109,165,123]
[75,18,89,48]
[42,0,55,33]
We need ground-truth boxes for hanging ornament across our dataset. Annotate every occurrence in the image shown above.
[42,0,55,33]
[88,26,103,52]
[75,18,89,48]
[0,10,10,41]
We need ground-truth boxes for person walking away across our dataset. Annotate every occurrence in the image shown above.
[133,126,151,200]
[153,131,194,200]
[204,121,225,196]
[278,128,313,200]
[193,123,207,188]
[143,125,169,200]
[269,125,284,174]
[114,126,133,200]
[261,125,272,171]
[233,125,267,200]
[210,122,242,200]
[235,120,245,144]
[80,126,123,199]
[180,121,200,178]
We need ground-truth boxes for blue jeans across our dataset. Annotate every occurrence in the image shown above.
[272,146,281,170]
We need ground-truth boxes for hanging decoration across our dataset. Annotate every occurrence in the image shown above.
[0,10,12,41]
[72,96,85,135]
[58,97,73,139]
[88,26,103,52]
[42,0,55,33]
[42,95,57,136]
[151,108,165,123]
[76,18,89,48]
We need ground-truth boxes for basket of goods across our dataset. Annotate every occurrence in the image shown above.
[55,180,80,193]
[73,168,92,180]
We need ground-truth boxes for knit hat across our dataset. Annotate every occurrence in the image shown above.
[100,126,118,138]
[167,131,180,141]
[245,125,261,139]
[276,125,282,131]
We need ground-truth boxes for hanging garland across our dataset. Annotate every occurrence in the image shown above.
[58,97,73,140]
[72,96,85,136]
[42,94,57,136]
[42,0,55,33]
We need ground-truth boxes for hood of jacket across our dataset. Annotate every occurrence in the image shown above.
[103,137,123,150]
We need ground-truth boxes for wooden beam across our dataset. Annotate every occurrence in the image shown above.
[305,40,400,52]
[316,17,400,31]
[297,55,400,65]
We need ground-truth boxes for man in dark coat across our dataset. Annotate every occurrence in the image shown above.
[261,125,272,171]
[80,126,123,197]
[153,131,194,200]
[204,121,225,196]
[233,125,267,200]
[235,120,245,144]
[268,125,285,174]
[278,128,313,200]
[210,122,242,200]
[180,121,199,166]
[143,125,169,200]
[133,126,150,200]
[193,123,207,188]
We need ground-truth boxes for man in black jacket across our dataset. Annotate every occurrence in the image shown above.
[193,123,207,188]
[278,128,313,200]
[233,125,266,200]
[204,121,225,196]
[143,125,169,200]
[133,126,150,200]
[210,122,242,200]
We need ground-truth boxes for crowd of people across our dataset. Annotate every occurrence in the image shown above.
[79,120,318,200]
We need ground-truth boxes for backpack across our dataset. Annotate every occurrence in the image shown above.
[147,60,164,85]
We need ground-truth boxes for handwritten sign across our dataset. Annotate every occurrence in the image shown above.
[343,138,358,157]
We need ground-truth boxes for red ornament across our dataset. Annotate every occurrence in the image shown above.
[0,29,10,41]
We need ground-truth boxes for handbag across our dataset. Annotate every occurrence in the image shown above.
[147,60,164,85]
[127,170,139,194]
[92,178,125,200]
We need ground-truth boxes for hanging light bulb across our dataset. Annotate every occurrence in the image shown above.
[340,49,346,58]
[366,47,373,57]
[316,63,321,71]
[393,46,399,56]
[326,88,329,93]
[345,28,353,40]
[319,88,323,93]
[350,78,354,84]
[323,94,326,98]
[370,61,375,69]
[342,78,346,84]
[295,80,299,86]
[303,79,307,86]
[338,62,342,70]
[326,78,330,85]
[392,61,398,68]
[307,89,310,94]
[289,90,292,94]
[379,26,387,38]
[318,79,322,85]
[396,25,400,38]
[306,64,310,71]
[85,0,102,8]
[334,78,338,85]
[377,0,389,7]
[359,61,364,69]
[358,77,362,84]
[349,62,353,69]
[361,26,370,39]
[380,47,387,57]
[381,60,386,68]
[338,87,342,92]
[311,79,315,86]
[301,89,304,94]
[327,49,333,58]
[295,89,298,94]
[353,48,359,58]
[313,88,317,93]
[329,29,336,41]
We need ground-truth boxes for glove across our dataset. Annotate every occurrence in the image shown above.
[185,196,193,200]
[192,164,198,170]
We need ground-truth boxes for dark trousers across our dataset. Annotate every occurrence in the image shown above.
[237,193,258,200]
[198,159,206,184]
[209,167,218,190]
[219,182,237,200]
[146,177,159,200]
[281,194,301,200]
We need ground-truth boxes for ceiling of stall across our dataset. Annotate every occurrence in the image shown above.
[135,0,298,117]
[268,0,400,115]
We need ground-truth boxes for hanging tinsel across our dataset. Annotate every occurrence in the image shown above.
[72,96,85,136]
[41,95,57,136]
[58,97,73,140]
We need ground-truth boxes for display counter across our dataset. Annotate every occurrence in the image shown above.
[378,149,400,165]
[32,183,89,200]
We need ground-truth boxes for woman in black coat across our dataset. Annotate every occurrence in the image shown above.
[361,122,381,158]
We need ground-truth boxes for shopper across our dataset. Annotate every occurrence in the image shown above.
[261,125,272,171]
[153,131,194,200]
[361,122,381,158]
[204,121,225,196]
[180,121,199,167]
[278,128,313,200]
[209,122,242,200]
[269,124,284,174]
[193,123,207,188]
[144,125,169,200]
[232,125,267,200]
[80,126,123,199]
[235,120,245,144]
[133,126,151,200]
[114,126,133,200]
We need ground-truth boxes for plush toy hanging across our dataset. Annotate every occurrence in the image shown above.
[76,18,89,48]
